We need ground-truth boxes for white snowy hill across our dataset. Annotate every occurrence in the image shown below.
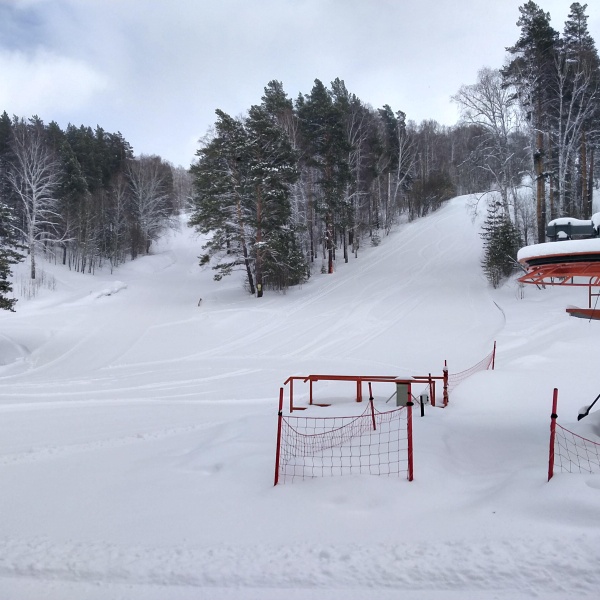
[0,195,599,599]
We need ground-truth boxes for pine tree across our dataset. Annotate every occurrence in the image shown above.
[190,103,306,296]
[297,79,351,273]
[502,1,559,242]
[561,2,600,219]
[481,197,522,288]
[190,110,257,291]
[245,103,305,294]
[0,201,23,311]
[0,111,14,208]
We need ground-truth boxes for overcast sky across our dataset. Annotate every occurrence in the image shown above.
[1,0,599,167]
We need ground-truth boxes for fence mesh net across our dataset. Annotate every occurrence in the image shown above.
[278,402,409,483]
[554,423,600,475]
[447,347,495,393]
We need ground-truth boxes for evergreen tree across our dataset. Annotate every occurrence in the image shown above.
[481,196,522,288]
[0,201,23,311]
[190,105,305,296]
[261,80,297,134]
[245,103,305,295]
[297,79,351,273]
[0,111,14,207]
[190,110,257,291]
[502,1,559,242]
[55,139,89,265]
[560,2,600,219]
[376,105,415,229]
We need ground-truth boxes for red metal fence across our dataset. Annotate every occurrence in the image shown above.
[274,385,413,485]
[548,388,600,480]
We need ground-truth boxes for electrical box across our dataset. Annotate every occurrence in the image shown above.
[396,382,410,407]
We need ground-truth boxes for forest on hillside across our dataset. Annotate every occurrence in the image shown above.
[0,114,193,309]
[188,1,600,293]
[1,1,599,307]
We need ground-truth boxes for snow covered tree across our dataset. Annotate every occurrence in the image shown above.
[481,196,522,288]
[297,79,351,273]
[171,165,193,213]
[245,104,305,295]
[0,200,23,311]
[503,1,559,242]
[190,110,258,292]
[126,155,174,257]
[0,111,14,204]
[105,173,131,271]
[408,120,456,219]
[376,105,416,230]
[453,68,524,222]
[190,105,306,296]
[63,123,134,271]
[6,118,62,279]
[557,2,600,219]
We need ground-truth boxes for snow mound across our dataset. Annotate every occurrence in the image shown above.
[94,281,127,299]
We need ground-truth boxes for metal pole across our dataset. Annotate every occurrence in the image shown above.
[274,388,284,486]
[407,382,414,481]
[548,388,559,482]
[429,373,434,407]
[369,382,376,431]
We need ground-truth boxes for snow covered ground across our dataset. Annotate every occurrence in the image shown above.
[0,195,599,599]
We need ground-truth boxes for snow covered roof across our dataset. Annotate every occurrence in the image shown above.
[548,216,594,226]
[518,238,600,263]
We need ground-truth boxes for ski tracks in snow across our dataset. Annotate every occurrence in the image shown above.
[0,536,599,598]
[192,199,500,368]
[0,422,220,467]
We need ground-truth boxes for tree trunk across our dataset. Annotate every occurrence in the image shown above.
[586,146,594,220]
[242,242,255,295]
[255,186,263,298]
[343,225,348,263]
[535,127,546,244]
[327,212,334,274]
[581,131,588,219]
[235,198,255,295]
[548,133,556,221]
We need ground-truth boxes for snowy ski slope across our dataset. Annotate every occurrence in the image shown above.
[0,195,599,599]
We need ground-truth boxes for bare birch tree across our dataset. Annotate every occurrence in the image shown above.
[126,155,174,257]
[7,119,62,279]
[453,68,524,222]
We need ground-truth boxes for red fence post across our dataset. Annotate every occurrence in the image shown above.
[491,341,497,370]
[406,383,414,481]
[548,388,559,482]
[443,361,449,407]
[274,388,284,486]
[428,373,435,407]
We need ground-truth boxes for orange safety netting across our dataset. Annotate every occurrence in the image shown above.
[277,402,411,483]
[553,424,600,475]
[447,347,495,393]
